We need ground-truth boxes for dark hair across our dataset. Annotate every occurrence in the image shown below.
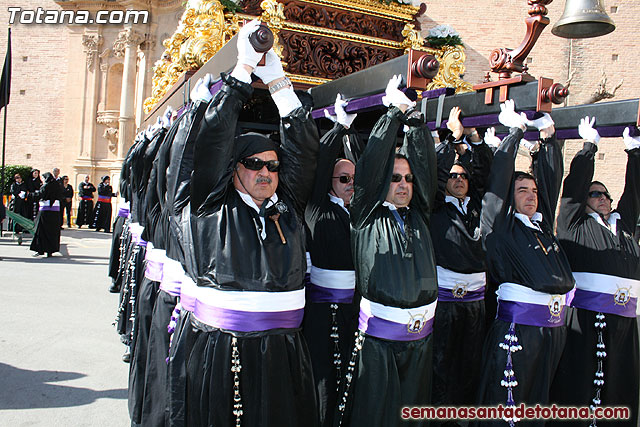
[62,175,69,180]
[514,171,536,184]
[395,153,408,162]
[589,180,609,193]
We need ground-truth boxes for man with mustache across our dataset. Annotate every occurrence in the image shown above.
[185,20,319,426]
[475,101,574,425]
[304,94,362,427]
[337,75,438,427]
[430,106,495,414]
[551,118,640,426]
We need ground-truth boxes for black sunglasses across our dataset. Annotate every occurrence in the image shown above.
[239,157,280,172]
[333,175,354,184]
[449,172,469,180]
[391,173,414,183]
[588,190,611,201]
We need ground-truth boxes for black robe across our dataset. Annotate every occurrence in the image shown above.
[339,107,438,427]
[91,183,116,231]
[550,142,640,426]
[303,123,362,427]
[26,175,42,220]
[475,129,574,426]
[30,174,63,255]
[10,180,29,232]
[76,181,96,226]
[430,138,492,409]
[185,73,319,427]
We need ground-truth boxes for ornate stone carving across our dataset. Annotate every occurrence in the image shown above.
[103,127,119,153]
[113,28,145,58]
[82,34,103,70]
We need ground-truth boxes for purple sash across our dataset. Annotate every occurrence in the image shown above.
[40,205,60,212]
[117,207,129,218]
[571,288,637,318]
[194,302,304,333]
[437,286,485,302]
[497,300,566,328]
[145,259,163,282]
[358,309,434,341]
[307,283,354,304]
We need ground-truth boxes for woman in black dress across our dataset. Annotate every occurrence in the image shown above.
[10,172,29,232]
[91,175,116,232]
[60,176,74,228]
[30,172,63,257]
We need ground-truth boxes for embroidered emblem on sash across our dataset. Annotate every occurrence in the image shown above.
[548,295,563,324]
[452,282,468,299]
[613,286,631,306]
[407,311,427,334]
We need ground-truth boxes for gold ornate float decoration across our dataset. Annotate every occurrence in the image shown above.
[144,0,472,113]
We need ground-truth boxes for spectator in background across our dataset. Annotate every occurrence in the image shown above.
[61,176,73,228]
[30,172,63,257]
[91,175,116,232]
[76,175,96,228]
[10,173,29,233]
[27,168,42,220]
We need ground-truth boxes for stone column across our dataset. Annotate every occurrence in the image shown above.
[114,27,144,159]
[80,32,103,159]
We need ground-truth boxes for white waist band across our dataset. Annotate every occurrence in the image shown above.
[196,287,306,312]
[162,258,184,282]
[573,272,639,297]
[310,266,355,289]
[437,266,486,291]
[39,200,60,207]
[497,283,569,306]
[145,247,166,263]
[360,297,437,325]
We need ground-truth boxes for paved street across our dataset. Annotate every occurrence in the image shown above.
[0,227,130,426]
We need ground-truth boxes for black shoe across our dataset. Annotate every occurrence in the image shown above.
[109,281,120,293]
[46,253,52,258]
[122,347,131,363]
[32,252,42,257]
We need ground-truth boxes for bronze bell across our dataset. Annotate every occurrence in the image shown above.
[551,0,615,38]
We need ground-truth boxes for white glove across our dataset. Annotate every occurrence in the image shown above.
[520,138,539,152]
[578,116,600,144]
[252,49,284,85]
[324,94,357,128]
[526,112,554,131]
[498,100,527,130]
[623,127,640,150]
[484,127,501,148]
[381,75,416,109]
[236,20,264,69]
[190,74,214,103]
[19,191,26,199]
[161,106,173,129]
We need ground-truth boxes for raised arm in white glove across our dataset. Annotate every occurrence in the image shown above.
[578,116,600,145]
[623,127,640,150]
[230,19,263,83]
[526,112,555,138]
[253,49,284,86]
[520,138,539,153]
[161,106,173,129]
[190,74,214,103]
[484,127,502,148]
[324,94,357,129]
[498,99,527,130]
[381,75,416,112]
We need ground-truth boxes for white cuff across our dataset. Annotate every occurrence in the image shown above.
[271,87,302,117]
[230,65,252,84]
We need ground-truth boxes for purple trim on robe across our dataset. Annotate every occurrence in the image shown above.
[306,283,355,304]
[570,288,638,318]
[117,207,130,218]
[145,259,164,282]
[437,286,485,302]
[193,302,304,332]
[180,289,197,312]
[39,205,60,212]
[358,309,434,342]
[497,300,566,328]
